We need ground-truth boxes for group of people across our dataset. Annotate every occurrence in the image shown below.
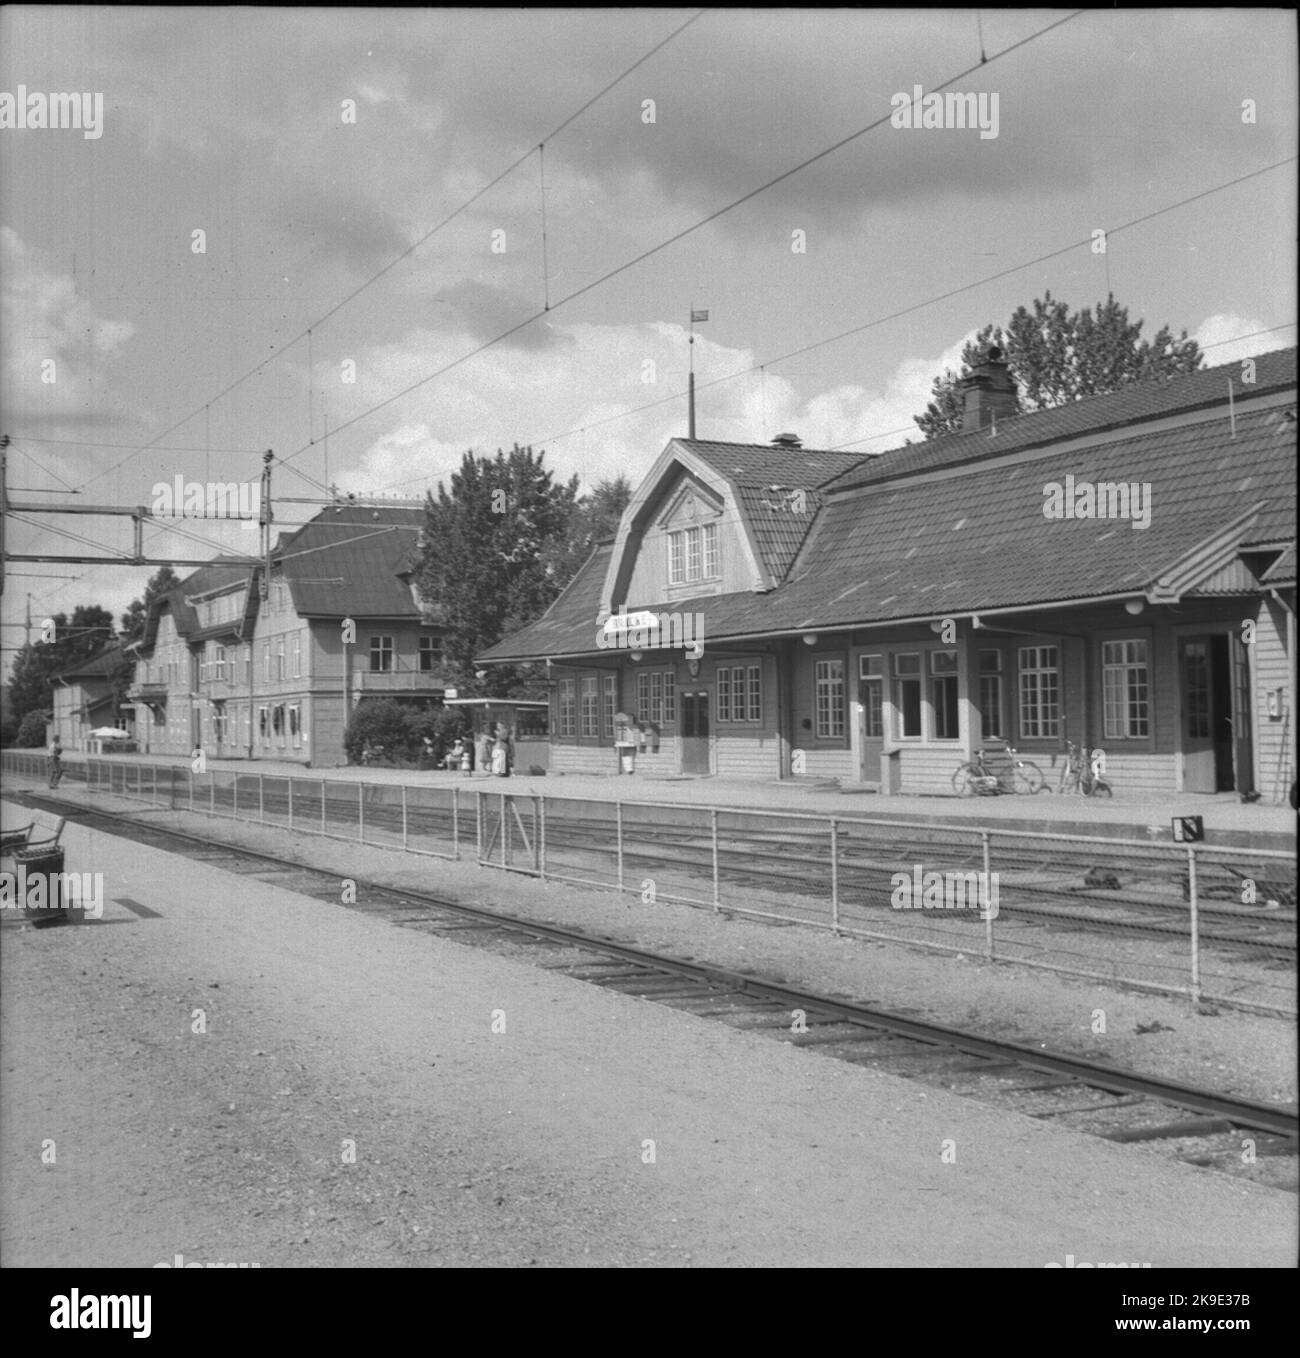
[439,724,513,777]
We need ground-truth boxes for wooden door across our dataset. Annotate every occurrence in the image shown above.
[680,691,711,774]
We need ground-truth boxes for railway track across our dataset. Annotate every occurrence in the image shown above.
[50,759,1299,954]
[11,789,1298,1187]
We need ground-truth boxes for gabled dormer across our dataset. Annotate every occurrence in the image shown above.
[600,436,866,617]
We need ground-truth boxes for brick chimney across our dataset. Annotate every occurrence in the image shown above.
[960,345,1018,433]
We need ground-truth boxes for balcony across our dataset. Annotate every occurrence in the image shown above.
[128,681,170,703]
[352,666,447,696]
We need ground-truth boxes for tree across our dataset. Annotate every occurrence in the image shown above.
[415,445,578,696]
[121,564,180,643]
[540,474,633,588]
[914,292,1203,439]
[6,605,117,727]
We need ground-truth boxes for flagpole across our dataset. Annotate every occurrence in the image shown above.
[688,307,696,439]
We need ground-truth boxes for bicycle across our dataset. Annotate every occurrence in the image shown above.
[952,741,1044,796]
[1057,740,1112,798]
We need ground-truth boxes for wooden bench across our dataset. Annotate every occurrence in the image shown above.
[0,814,66,858]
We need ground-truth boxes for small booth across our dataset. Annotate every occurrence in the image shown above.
[442,698,550,775]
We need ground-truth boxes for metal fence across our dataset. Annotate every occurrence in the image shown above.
[4,751,1294,1014]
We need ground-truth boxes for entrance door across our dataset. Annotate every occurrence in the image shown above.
[1180,636,1235,792]
[680,691,710,774]
[858,673,883,781]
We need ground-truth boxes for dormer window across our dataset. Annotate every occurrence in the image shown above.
[668,523,718,586]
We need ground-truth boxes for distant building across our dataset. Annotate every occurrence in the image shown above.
[481,348,1297,801]
[126,504,448,765]
[51,642,131,751]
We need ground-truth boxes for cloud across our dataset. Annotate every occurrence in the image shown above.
[0,227,136,423]
[432,280,571,351]
[1194,314,1289,366]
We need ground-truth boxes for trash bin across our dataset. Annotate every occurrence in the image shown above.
[16,845,79,927]
[615,742,636,774]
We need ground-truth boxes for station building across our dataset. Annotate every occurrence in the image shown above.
[126,504,450,765]
[480,347,1297,800]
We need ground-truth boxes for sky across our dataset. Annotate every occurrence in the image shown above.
[1,6,1296,662]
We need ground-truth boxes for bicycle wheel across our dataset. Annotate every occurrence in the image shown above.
[1014,761,1044,794]
[952,763,979,796]
[1057,762,1074,795]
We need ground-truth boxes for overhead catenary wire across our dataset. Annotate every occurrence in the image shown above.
[278,10,1089,477]
[68,9,707,497]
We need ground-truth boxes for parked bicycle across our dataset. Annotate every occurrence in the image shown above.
[1057,740,1112,797]
[951,741,1044,796]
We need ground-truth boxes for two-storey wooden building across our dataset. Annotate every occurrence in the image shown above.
[126,505,449,765]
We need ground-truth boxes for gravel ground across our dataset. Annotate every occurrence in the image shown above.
[2,810,1294,1268]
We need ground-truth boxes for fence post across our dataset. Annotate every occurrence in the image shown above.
[359,782,365,844]
[500,792,507,868]
[532,796,540,874]
[830,817,840,934]
[1187,844,1201,1002]
[288,777,294,830]
[538,796,547,881]
[982,830,995,960]
[711,808,720,912]
[616,802,625,893]
[452,786,459,860]
[233,774,238,818]
[189,767,195,813]
[259,775,265,824]
[476,792,482,862]
[401,784,408,850]
[321,779,327,833]
[209,774,215,815]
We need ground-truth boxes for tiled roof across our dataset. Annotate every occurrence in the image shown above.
[675,439,864,583]
[275,505,424,617]
[56,642,127,681]
[481,398,1295,660]
[825,347,1297,492]
[477,544,613,661]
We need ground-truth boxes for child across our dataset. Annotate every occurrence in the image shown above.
[460,742,472,775]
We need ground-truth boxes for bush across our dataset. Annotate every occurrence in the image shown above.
[14,711,48,748]
[343,699,421,765]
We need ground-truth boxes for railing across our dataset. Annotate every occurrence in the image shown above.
[4,750,1293,1015]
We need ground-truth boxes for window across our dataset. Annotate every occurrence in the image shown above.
[663,671,675,725]
[703,523,719,579]
[859,655,884,738]
[243,647,251,685]
[930,650,960,740]
[815,658,845,739]
[369,636,393,673]
[580,677,599,737]
[419,636,441,672]
[275,637,285,681]
[636,672,650,722]
[263,639,271,682]
[602,675,617,737]
[719,665,762,723]
[892,653,922,738]
[667,524,720,586]
[292,634,302,679]
[669,534,684,585]
[1183,642,1210,738]
[1018,646,1060,739]
[258,705,269,739]
[650,672,664,726]
[289,704,301,749]
[1102,639,1149,738]
[557,679,576,738]
[978,650,1003,738]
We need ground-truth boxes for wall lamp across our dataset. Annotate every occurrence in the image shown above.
[1124,599,1145,616]
[802,633,818,646]
[629,650,643,662]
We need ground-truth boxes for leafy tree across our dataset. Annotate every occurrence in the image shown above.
[120,564,180,642]
[6,605,117,726]
[540,474,633,588]
[914,292,1203,439]
[415,445,578,696]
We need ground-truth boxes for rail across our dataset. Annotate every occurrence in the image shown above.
[3,750,1294,1015]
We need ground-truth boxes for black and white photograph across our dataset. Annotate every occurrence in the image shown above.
[0,5,1296,1302]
